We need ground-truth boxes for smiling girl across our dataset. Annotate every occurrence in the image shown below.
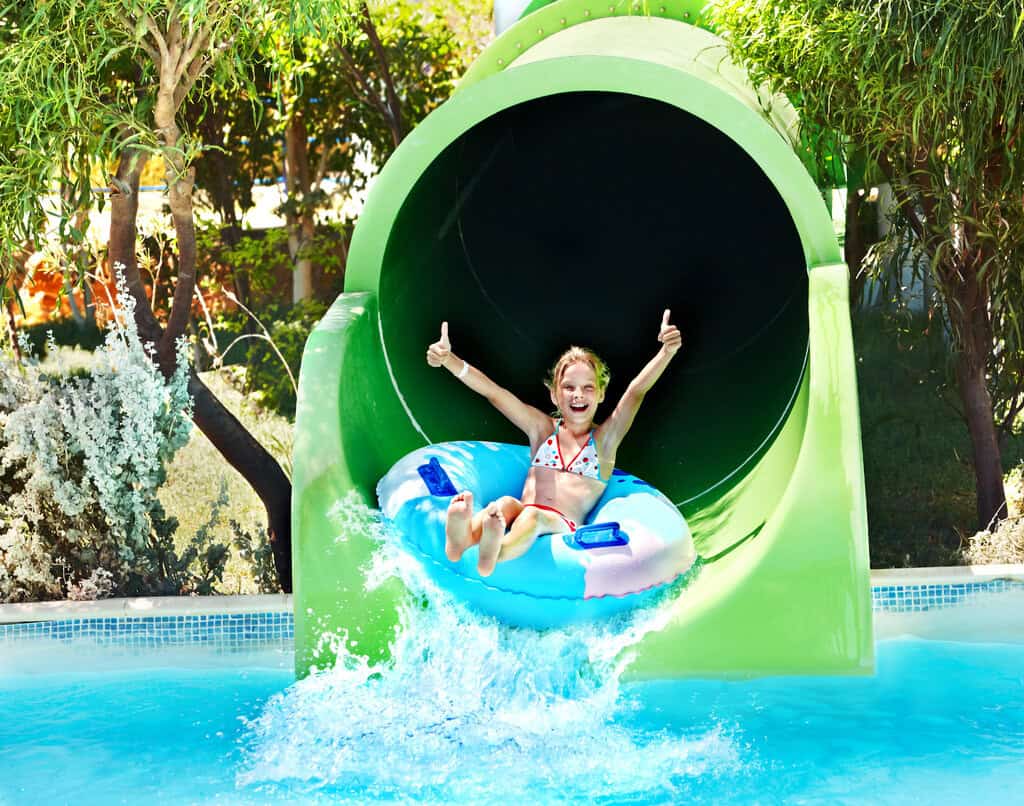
[426,311,682,576]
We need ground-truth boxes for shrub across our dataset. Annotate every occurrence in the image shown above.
[246,299,326,419]
[0,275,232,602]
[21,318,105,356]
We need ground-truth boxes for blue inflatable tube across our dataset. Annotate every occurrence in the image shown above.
[377,441,697,628]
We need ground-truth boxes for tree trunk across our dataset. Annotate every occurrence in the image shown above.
[956,353,1007,529]
[845,190,870,310]
[109,89,295,591]
[285,113,315,303]
[189,372,293,589]
[947,270,1007,530]
[108,145,153,336]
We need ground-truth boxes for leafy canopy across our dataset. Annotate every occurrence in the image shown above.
[0,0,360,273]
[712,0,1024,423]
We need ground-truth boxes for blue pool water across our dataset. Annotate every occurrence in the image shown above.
[3,517,1023,804]
[2,614,1023,804]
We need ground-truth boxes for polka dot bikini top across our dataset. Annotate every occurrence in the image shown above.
[530,420,602,480]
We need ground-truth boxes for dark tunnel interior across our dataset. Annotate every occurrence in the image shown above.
[379,91,808,507]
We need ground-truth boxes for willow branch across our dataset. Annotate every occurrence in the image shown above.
[173,37,231,110]
[175,16,218,85]
[117,15,161,65]
[877,145,926,242]
[144,14,170,64]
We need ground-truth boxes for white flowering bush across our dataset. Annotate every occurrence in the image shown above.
[0,272,211,602]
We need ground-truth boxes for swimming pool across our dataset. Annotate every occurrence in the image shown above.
[2,572,1023,804]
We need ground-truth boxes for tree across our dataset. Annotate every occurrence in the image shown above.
[188,68,281,308]
[0,0,362,591]
[713,0,1024,529]
[267,0,482,302]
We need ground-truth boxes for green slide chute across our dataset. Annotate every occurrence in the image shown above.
[292,0,873,679]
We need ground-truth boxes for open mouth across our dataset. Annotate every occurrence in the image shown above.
[569,402,589,412]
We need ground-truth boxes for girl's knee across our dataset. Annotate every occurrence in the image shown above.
[494,496,524,520]
[515,507,538,526]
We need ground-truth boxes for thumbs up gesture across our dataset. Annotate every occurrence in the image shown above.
[658,309,682,356]
[427,322,453,368]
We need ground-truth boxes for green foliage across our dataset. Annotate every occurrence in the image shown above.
[20,320,106,357]
[241,299,327,418]
[257,0,488,248]
[201,224,348,300]
[713,0,1024,523]
[188,65,280,223]
[230,518,282,593]
[0,0,362,298]
[855,309,1024,567]
[197,225,292,300]
[712,0,1024,394]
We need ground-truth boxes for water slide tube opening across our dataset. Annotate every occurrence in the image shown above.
[294,10,870,679]
[377,91,808,509]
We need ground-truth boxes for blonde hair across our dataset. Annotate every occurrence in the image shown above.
[544,346,611,395]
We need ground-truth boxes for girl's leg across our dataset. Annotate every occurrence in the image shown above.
[498,508,565,564]
[478,504,562,576]
[448,495,522,564]
[445,492,476,561]
[475,497,524,576]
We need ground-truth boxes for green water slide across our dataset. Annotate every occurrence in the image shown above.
[292,0,873,678]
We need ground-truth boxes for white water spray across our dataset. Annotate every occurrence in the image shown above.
[238,498,737,802]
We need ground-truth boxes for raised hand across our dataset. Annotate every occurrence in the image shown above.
[426,321,452,368]
[658,309,682,356]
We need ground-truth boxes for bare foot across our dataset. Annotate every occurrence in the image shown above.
[477,504,506,577]
[445,491,474,561]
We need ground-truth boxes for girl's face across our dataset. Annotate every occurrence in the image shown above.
[551,361,604,426]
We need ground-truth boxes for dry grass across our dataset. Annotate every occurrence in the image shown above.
[160,368,292,593]
[963,466,1024,565]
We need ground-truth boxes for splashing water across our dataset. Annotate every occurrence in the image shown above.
[238,498,735,802]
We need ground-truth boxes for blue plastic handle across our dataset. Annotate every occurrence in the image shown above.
[573,522,629,549]
[417,456,458,497]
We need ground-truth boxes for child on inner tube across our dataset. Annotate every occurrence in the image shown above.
[426,311,682,577]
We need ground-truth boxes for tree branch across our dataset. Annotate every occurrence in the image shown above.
[144,13,170,65]
[337,44,391,121]
[168,16,183,61]
[313,139,341,185]
[877,144,926,242]
[175,16,217,85]
[116,15,161,66]
[161,167,198,349]
[358,1,404,146]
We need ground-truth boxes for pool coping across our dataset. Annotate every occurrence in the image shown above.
[0,593,293,624]
[0,565,1022,624]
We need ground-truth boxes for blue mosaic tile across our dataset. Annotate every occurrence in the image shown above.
[0,610,295,651]
[870,579,1024,612]
[2,580,1022,647]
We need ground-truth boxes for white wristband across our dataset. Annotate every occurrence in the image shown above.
[457,360,469,380]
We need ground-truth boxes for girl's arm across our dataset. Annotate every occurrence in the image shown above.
[427,322,551,442]
[598,309,682,452]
